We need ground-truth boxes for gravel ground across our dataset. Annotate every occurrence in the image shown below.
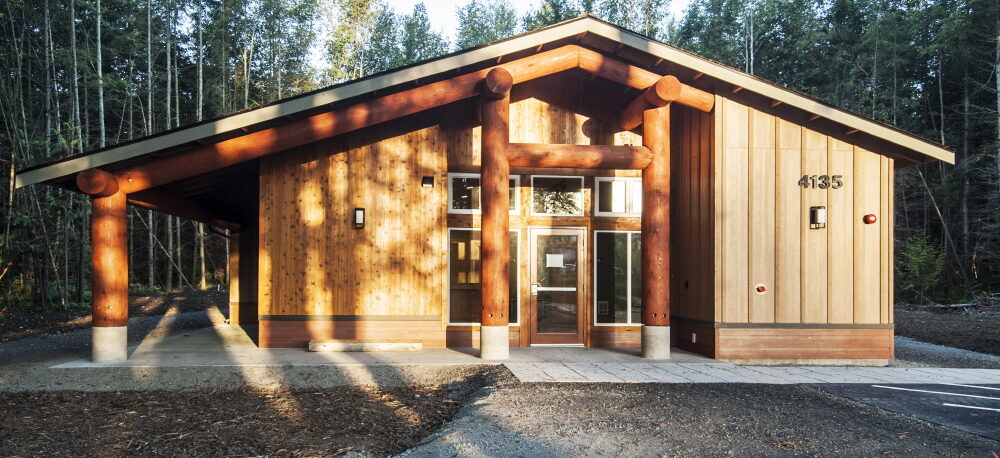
[405,383,1000,457]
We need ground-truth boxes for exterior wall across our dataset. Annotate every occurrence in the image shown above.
[702,95,895,360]
[258,120,449,348]
[257,75,648,348]
[254,74,897,359]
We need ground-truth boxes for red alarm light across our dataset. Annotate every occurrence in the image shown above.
[755,284,767,294]
[863,214,877,224]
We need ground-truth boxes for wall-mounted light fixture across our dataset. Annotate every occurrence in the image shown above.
[421,176,434,188]
[809,206,827,229]
[353,208,365,229]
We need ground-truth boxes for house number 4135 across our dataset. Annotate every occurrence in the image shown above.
[798,175,843,189]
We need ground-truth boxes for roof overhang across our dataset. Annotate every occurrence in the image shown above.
[15,15,953,190]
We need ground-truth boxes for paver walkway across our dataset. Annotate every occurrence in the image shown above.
[504,362,1000,384]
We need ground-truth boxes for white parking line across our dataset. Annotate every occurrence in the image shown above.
[871,385,1000,401]
[942,383,1000,392]
[942,403,1000,413]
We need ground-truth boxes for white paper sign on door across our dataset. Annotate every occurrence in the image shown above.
[546,253,564,268]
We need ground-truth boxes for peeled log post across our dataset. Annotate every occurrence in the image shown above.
[480,68,511,360]
[507,144,653,169]
[90,190,129,362]
[641,105,671,359]
[619,75,714,131]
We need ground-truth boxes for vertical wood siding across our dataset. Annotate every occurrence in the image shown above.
[259,125,448,318]
[671,105,715,323]
[713,97,894,325]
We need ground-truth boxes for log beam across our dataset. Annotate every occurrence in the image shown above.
[128,189,241,231]
[641,105,671,358]
[507,143,652,169]
[109,45,718,194]
[90,190,129,362]
[480,68,511,360]
[618,75,714,130]
[77,169,119,197]
[113,46,580,194]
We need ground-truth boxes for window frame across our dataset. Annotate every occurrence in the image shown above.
[529,175,585,216]
[594,177,642,217]
[592,230,642,326]
[447,173,520,215]
[446,227,520,326]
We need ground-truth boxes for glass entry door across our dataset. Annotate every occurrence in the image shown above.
[528,228,585,345]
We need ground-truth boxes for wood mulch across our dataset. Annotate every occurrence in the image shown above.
[0,368,505,457]
[0,291,227,342]
[895,300,1000,357]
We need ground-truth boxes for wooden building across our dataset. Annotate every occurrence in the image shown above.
[16,16,953,363]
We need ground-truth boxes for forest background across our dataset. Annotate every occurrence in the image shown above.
[0,0,997,314]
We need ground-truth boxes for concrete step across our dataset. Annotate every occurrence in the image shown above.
[308,340,423,352]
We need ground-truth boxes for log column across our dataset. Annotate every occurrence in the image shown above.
[641,105,671,359]
[79,169,129,363]
[480,68,512,360]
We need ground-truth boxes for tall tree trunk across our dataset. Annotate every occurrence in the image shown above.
[175,217,182,290]
[43,0,51,157]
[197,0,204,121]
[96,0,106,148]
[71,0,82,154]
[148,209,155,288]
[996,7,1000,195]
[961,74,970,269]
[166,215,173,290]
[147,0,153,135]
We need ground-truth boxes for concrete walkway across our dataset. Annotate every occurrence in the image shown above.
[48,322,1000,385]
[505,362,1000,384]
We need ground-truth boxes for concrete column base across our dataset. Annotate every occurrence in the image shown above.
[92,326,128,363]
[480,325,509,360]
[641,325,670,359]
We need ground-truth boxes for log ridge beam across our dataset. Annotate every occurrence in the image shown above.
[618,75,714,131]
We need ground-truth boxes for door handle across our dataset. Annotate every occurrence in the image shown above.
[531,284,539,296]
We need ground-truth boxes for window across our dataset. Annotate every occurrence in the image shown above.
[594,231,641,325]
[595,177,642,217]
[531,175,584,215]
[448,229,519,324]
[447,173,519,214]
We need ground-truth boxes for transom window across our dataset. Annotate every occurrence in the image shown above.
[448,229,519,325]
[594,231,641,325]
[531,175,584,216]
[448,173,519,214]
[594,177,642,217]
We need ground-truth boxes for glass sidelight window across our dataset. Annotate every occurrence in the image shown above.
[531,175,584,215]
[448,229,519,324]
[594,231,642,325]
[447,173,519,214]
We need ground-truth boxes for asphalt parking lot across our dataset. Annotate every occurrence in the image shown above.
[816,383,1000,441]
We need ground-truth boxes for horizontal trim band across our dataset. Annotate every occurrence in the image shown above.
[672,317,893,330]
[260,315,441,322]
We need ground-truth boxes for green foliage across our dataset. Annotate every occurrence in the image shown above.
[455,0,518,49]
[896,234,946,304]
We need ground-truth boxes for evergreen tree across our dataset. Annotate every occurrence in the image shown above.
[455,0,518,49]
